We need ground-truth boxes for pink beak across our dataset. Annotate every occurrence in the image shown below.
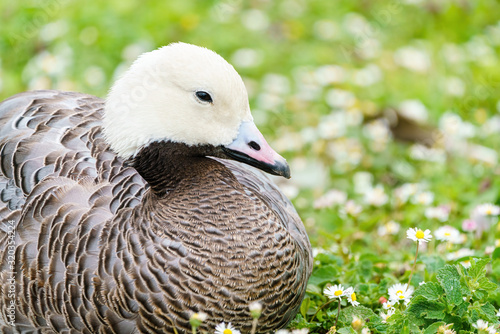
[222,121,290,178]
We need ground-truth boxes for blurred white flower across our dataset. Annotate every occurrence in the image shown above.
[241,9,269,31]
[361,328,371,334]
[318,112,347,139]
[446,248,474,261]
[325,89,356,109]
[79,26,99,46]
[441,43,465,64]
[291,329,309,334]
[328,138,364,170]
[364,185,389,207]
[474,203,500,216]
[467,144,498,165]
[262,74,290,96]
[343,13,371,36]
[410,145,446,163]
[394,46,431,73]
[84,66,106,87]
[398,99,428,124]
[40,20,69,42]
[439,112,476,139]
[444,76,466,97]
[340,200,363,217]
[434,225,460,242]
[378,221,401,236]
[394,183,420,204]
[363,119,391,152]
[424,205,450,222]
[313,20,338,41]
[353,171,373,194]
[314,65,346,85]
[353,64,382,86]
[231,48,262,68]
[482,115,500,135]
[256,93,283,111]
[314,189,347,209]
[472,319,489,331]
[411,191,434,206]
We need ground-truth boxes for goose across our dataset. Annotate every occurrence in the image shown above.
[0,42,312,334]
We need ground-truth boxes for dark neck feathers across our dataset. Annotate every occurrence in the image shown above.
[130,141,239,195]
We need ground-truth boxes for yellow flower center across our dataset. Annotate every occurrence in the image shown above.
[486,208,492,214]
[415,230,425,239]
[334,290,343,296]
[396,290,403,294]
[399,295,405,299]
[223,329,232,334]
[444,232,450,236]
[351,292,357,301]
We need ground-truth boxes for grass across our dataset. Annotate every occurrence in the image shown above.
[1,0,500,333]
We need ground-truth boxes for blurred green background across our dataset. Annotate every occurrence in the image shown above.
[1,0,500,248]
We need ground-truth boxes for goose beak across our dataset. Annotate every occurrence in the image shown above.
[222,121,291,179]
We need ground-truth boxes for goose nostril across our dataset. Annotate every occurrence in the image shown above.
[248,141,261,151]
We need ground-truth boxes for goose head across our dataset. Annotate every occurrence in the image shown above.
[103,42,290,178]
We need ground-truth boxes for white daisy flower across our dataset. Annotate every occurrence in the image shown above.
[388,283,414,303]
[474,203,500,216]
[344,287,360,306]
[434,225,460,242]
[361,328,371,334]
[324,284,348,299]
[488,326,499,334]
[380,308,395,323]
[407,227,432,243]
[472,319,489,331]
[215,322,241,334]
[382,300,395,310]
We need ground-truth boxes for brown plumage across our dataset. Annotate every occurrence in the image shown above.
[0,47,312,333]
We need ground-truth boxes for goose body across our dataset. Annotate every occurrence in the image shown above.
[0,43,312,334]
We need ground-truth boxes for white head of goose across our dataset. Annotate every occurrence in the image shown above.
[0,42,312,334]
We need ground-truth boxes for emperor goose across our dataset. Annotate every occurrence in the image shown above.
[0,42,312,334]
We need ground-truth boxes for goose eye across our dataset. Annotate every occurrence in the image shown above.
[195,91,213,103]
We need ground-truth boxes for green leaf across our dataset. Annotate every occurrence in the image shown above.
[413,282,443,301]
[468,258,490,280]
[477,276,498,292]
[436,265,463,306]
[492,247,500,260]
[337,328,356,334]
[421,254,446,274]
[308,265,339,286]
[406,295,446,320]
[469,301,499,323]
[300,297,310,318]
[423,322,446,334]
